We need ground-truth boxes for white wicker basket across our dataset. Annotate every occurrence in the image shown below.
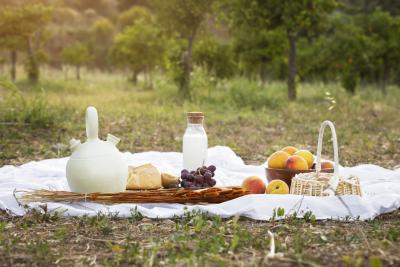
[290,121,362,197]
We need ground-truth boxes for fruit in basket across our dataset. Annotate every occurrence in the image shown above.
[266,179,289,194]
[294,150,314,168]
[180,165,217,188]
[241,176,266,194]
[321,161,334,169]
[282,146,298,155]
[268,151,290,169]
[286,155,308,170]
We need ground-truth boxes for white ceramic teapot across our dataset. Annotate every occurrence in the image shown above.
[66,106,128,193]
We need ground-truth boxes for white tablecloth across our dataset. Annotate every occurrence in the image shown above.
[0,146,399,220]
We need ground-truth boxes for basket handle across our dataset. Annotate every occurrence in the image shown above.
[315,121,340,196]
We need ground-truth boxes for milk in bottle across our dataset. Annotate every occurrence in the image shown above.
[182,112,208,171]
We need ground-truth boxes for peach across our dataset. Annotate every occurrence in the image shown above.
[282,146,298,155]
[266,179,289,194]
[286,155,308,170]
[241,176,266,194]
[268,151,290,169]
[294,150,314,168]
[321,161,334,170]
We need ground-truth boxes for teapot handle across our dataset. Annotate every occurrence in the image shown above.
[86,106,98,140]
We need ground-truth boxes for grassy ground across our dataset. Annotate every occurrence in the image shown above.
[0,209,399,266]
[0,69,400,266]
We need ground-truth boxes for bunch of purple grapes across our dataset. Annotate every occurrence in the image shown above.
[180,165,217,189]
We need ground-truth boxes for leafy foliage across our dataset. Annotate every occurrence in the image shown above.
[61,42,91,80]
[152,0,214,97]
[193,37,236,80]
[223,0,338,99]
[0,3,53,83]
[62,43,91,67]
[112,11,164,88]
[117,6,152,30]
[90,18,115,70]
[0,0,400,98]
[363,10,400,93]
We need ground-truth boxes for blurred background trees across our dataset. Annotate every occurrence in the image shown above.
[224,0,337,100]
[0,3,52,83]
[152,0,214,97]
[61,42,91,80]
[112,7,163,88]
[1,0,400,99]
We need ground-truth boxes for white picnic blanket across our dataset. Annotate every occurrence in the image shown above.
[0,146,399,220]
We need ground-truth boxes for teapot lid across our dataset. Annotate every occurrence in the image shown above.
[69,106,121,159]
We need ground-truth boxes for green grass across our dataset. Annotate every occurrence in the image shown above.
[1,69,399,166]
[0,69,400,266]
[0,209,398,266]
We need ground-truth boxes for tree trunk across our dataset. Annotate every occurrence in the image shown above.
[26,37,39,84]
[147,65,153,89]
[287,34,297,100]
[76,65,80,80]
[10,50,17,81]
[259,60,268,86]
[64,66,68,80]
[130,70,138,84]
[180,33,195,98]
[381,59,389,95]
[144,68,149,89]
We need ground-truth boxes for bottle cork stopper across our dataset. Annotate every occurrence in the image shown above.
[187,112,204,124]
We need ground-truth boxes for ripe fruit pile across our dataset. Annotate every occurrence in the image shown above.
[180,165,217,189]
[241,176,289,195]
[268,146,334,170]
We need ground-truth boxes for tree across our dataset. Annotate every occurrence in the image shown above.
[118,6,152,30]
[65,0,118,18]
[363,10,400,94]
[223,0,337,100]
[193,37,236,80]
[320,15,375,94]
[152,0,214,98]
[117,0,149,11]
[222,1,286,83]
[0,36,22,81]
[342,0,400,16]
[112,17,164,88]
[61,42,91,80]
[90,18,115,70]
[233,27,286,83]
[0,4,52,83]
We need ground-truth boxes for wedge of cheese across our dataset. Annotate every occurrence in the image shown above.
[161,172,180,188]
[127,164,162,190]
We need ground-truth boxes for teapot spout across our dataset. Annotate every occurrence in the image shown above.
[69,138,81,151]
[107,134,120,146]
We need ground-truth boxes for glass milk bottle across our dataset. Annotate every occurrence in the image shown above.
[183,112,208,171]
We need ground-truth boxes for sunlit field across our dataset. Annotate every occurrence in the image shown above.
[1,0,400,265]
[1,68,400,167]
[1,70,400,266]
